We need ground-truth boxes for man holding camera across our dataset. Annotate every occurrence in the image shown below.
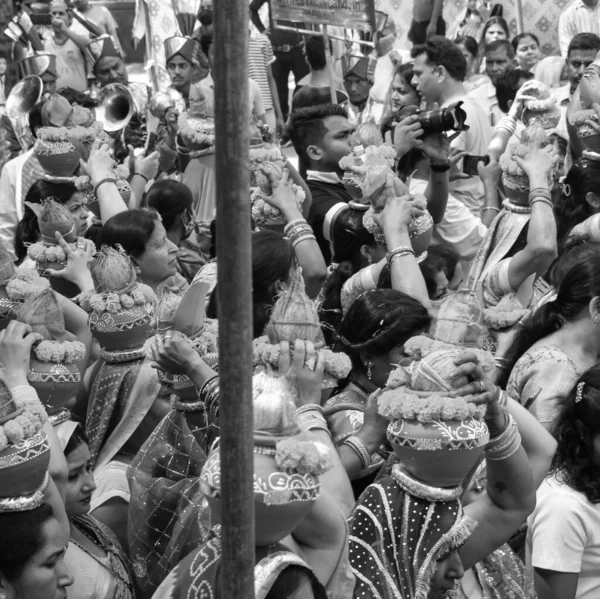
[411,36,492,216]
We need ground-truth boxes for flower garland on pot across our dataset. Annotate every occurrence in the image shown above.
[5,268,51,302]
[200,372,332,546]
[0,392,48,452]
[251,162,306,226]
[0,385,51,513]
[25,199,87,299]
[518,80,561,129]
[153,281,219,399]
[340,140,434,260]
[80,246,156,361]
[177,97,216,153]
[499,121,552,206]
[18,288,85,414]
[253,273,351,385]
[376,343,491,490]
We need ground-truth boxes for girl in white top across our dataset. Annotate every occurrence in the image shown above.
[528,364,600,599]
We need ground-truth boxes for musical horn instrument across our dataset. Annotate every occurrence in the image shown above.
[5,76,43,119]
[95,83,135,132]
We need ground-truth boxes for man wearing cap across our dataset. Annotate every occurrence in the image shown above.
[0,54,58,160]
[84,35,151,150]
[42,0,90,92]
[155,35,211,173]
[343,58,379,125]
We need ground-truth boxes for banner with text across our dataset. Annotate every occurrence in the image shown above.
[271,0,376,32]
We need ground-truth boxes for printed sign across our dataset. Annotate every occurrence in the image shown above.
[271,0,376,32]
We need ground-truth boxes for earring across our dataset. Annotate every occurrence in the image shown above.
[367,363,372,380]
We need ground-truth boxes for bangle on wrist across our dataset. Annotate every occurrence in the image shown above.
[93,178,117,197]
[387,246,415,265]
[485,414,521,460]
[481,206,501,214]
[342,435,371,469]
[134,172,149,183]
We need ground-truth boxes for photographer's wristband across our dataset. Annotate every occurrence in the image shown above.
[431,162,450,173]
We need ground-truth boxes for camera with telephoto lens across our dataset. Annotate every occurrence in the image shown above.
[382,101,469,144]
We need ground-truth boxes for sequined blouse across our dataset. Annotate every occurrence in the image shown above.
[323,384,389,478]
[507,344,581,429]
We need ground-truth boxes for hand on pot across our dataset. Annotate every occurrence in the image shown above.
[451,351,505,427]
[46,233,95,292]
[0,321,44,389]
[279,340,325,407]
[150,330,201,375]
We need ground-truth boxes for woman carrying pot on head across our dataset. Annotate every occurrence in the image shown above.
[350,352,539,599]
[324,288,431,496]
[502,254,600,430]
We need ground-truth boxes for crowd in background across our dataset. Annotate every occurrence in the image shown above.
[0,1,600,598]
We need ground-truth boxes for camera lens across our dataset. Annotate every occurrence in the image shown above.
[417,101,468,135]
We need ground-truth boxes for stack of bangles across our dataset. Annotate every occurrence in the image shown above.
[484,412,521,461]
[284,219,316,248]
[529,187,552,209]
[342,435,371,470]
[199,375,220,417]
[386,246,414,266]
[296,404,330,436]
[496,113,517,136]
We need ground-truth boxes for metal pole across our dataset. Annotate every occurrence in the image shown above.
[515,0,524,34]
[322,25,338,104]
[213,0,255,597]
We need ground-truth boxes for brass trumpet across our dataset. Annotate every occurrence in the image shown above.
[5,75,43,119]
[95,83,135,132]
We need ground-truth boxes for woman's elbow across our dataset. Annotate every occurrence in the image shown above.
[531,243,558,271]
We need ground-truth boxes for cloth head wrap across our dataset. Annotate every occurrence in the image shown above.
[84,34,120,73]
[345,57,373,84]
[164,36,201,65]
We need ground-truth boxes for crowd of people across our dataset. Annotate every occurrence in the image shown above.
[1,0,600,598]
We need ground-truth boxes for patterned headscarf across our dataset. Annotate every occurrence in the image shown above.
[350,469,477,599]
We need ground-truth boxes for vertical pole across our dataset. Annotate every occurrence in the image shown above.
[322,25,338,104]
[515,0,524,34]
[213,0,255,597]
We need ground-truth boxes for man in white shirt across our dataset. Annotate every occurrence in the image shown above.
[552,32,600,139]
[559,0,600,57]
[343,58,380,125]
[468,40,516,127]
[43,0,90,92]
[411,36,493,216]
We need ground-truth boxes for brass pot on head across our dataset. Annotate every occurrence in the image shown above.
[95,83,135,132]
[6,76,43,119]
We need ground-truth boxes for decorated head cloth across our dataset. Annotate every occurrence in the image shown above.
[0,382,51,513]
[350,482,477,599]
[84,34,120,74]
[164,36,201,65]
[151,526,323,599]
[19,53,57,79]
[344,57,373,83]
